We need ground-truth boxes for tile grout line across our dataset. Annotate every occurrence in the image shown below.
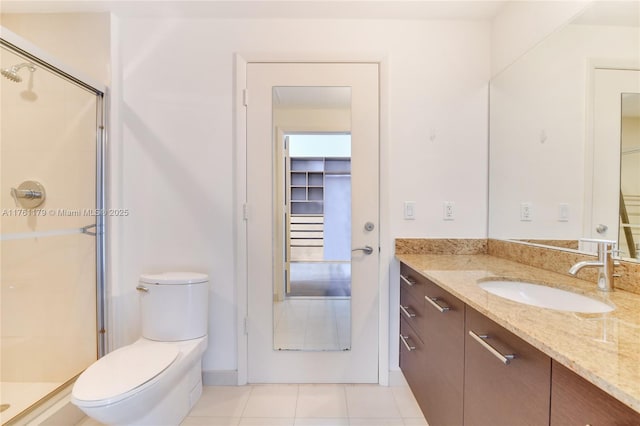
[238,384,254,419]
[293,383,300,420]
[343,384,351,421]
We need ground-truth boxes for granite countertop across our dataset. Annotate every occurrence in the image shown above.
[396,253,640,414]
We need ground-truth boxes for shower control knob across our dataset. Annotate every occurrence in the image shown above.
[11,180,46,209]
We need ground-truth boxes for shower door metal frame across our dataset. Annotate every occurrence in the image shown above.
[0,27,108,357]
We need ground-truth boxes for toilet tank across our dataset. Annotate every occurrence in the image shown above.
[138,272,209,341]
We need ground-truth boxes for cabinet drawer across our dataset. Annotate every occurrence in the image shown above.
[551,360,640,425]
[464,306,551,426]
[400,286,425,342]
[400,263,425,305]
[399,316,427,413]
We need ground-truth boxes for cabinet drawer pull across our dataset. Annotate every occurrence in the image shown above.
[400,274,416,287]
[400,305,416,319]
[425,296,450,313]
[469,330,516,365]
[400,334,416,352]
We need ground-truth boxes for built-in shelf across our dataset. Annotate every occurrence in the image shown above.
[288,157,351,261]
[289,157,350,215]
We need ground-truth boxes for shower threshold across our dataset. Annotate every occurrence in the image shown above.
[0,381,62,424]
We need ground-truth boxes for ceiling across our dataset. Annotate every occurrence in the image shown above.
[0,0,507,20]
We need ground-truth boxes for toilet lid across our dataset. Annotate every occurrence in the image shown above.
[73,342,179,404]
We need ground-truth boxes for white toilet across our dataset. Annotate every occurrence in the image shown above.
[72,272,209,426]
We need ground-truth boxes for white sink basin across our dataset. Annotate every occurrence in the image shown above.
[478,280,614,313]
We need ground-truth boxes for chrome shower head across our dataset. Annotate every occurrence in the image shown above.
[1,62,36,83]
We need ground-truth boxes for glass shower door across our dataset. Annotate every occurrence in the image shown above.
[0,40,105,424]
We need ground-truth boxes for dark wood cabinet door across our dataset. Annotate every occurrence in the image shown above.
[464,306,551,426]
[551,360,640,426]
[421,279,465,426]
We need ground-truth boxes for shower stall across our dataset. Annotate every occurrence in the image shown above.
[0,29,106,424]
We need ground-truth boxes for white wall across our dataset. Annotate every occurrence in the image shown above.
[490,0,590,77]
[112,17,491,374]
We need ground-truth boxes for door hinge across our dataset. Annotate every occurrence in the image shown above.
[243,203,249,221]
[244,317,249,335]
[242,88,248,107]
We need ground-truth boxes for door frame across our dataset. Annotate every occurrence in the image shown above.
[583,59,640,242]
[234,53,390,385]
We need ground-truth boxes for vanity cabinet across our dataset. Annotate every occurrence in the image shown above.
[550,360,640,426]
[398,261,640,426]
[464,306,551,426]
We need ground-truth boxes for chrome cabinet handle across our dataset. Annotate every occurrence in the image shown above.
[469,330,516,365]
[400,334,416,352]
[399,305,416,319]
[400,274,416,287]
[425,296,450,313]
[352,245,373,255]
[136,285,149,293]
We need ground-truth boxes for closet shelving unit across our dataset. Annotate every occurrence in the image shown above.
[289,157,351,261]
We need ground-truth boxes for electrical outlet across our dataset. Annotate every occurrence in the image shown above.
[520,202,533,221]
[404,201,416,220]
[443,201,455,220]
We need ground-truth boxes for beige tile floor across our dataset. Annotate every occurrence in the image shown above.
[77,373,428,426]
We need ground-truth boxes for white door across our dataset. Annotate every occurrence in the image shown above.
[245,62,379,383]
[590,68,640,249]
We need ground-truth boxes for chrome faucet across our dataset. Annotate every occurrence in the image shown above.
[568,239,616,292]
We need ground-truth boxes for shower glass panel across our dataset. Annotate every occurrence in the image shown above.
[0,40,105,424]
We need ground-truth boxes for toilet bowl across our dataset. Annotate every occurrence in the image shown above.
[72,272,209,425]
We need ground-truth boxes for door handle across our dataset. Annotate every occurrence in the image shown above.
[352,245,374,255]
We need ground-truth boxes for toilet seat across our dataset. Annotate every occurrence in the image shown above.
[72,342,179,407]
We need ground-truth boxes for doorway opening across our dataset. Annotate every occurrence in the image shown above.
[285,133,352,298]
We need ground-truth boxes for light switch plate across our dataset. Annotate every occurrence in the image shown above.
[404,201,416,220]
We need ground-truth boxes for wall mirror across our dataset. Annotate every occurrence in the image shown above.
[271,86,353,351]
[488,0,640,262]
